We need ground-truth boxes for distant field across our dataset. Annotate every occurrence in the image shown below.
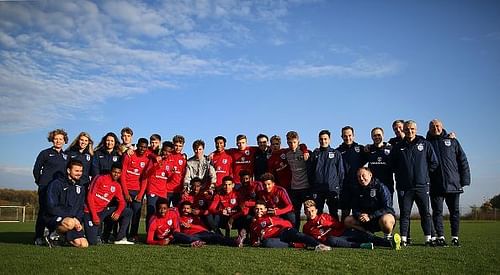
[0,221,499,274]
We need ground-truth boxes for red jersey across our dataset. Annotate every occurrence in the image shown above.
[165,152,187,194]
[257,185,294,216]
[250,215,293,245]
[84,174,126,223]
[147,208,180,245]
[179,214,208,235]
[211,150,233,186]
[181,190,213,215]
[208,190,242,218]
[239,181,264,215]
[121,152,149,195]
[227,146,258,182]
[302,213,346,242]
[145,159,172,198]
[267,150,292,190]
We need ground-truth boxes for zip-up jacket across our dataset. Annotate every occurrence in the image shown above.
[352,178,395,220]
[336,142,368,192]
[390,135,439,191]
[426,130,471,195]
[46,176,85,222]
[367,143,394,193]
[310,146,344,194]
[91,149,121,177]
[66,149,92,187]
[33,147,68,186]
[84,174,126,223]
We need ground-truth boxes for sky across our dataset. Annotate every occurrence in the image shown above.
[0,0,499,210]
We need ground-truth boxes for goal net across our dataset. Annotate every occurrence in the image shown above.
[0,206,26,222]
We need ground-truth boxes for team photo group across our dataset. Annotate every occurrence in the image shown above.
[32,118,470,251]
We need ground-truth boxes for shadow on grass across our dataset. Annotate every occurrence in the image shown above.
[0,232,34,244]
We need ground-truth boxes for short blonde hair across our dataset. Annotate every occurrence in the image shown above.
[303,200,316,208]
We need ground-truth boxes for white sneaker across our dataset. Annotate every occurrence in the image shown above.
[114,238,134,245]
[314,244,332,251]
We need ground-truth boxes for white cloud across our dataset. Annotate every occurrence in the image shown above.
[0,0,401,133]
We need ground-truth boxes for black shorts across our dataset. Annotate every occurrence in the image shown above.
[360,217,382,233]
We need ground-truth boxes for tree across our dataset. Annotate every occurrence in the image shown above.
[490,194,500,209]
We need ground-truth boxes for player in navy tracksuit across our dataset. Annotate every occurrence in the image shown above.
[347,167,396,239]
[427,119,470,247]
[66,132,94,189]
[367,127,394,201]
[32,129,69,245]
[336,126,367,220]
[91,132,122,177]
[45,160,88,248]
[390,120,439,246]
[310,130,344,220]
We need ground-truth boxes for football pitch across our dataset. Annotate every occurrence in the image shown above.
[0,221,498,274]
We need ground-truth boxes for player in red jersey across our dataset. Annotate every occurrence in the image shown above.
[84,163,133,245]
[146,134,161,160]
[226,134,258,183]
[249,201,331,251]
[303,200,395,249]
[267,135,292,190]
[179,201,242,247]
[144,142,175,232]
[256,172,295,226]
[166,135,187,207]
[146,197,197,246]
[207,176,246,237]
[121,138,150,241]
[181,177,213,217]
[211,136,233,188]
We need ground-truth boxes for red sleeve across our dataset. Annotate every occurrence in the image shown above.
[274,189,293,216]
[113,184,126,217]
[86,176,101,223]
[137,159,150,198]
[208,194,221,214]
[172,209,181,233]
[121,155,130,195]
[302,221,313,236]
[299,143,308,154]
[146,217,164,245]
[320,214,334,227]
[271,216,293,228]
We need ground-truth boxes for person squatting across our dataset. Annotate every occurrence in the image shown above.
[33,119,470,249]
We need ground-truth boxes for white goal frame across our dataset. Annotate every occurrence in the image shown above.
[0,206,26,222]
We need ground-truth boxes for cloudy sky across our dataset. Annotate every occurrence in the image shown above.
[0,0,499,210]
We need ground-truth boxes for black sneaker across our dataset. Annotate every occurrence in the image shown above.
[406,238,413,246]
[425,240,436,247]
[451,238,460,247]
[436,238,448,247]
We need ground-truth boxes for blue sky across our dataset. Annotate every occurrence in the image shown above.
[0,0,499,209]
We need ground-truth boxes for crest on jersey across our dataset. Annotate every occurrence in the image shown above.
[444,139,451,147]
[328,152,335,159]
[88,221,93,227]
[161,172,165,177]
[198,200,204,206]
[377,157,382,162]
[167,219,172,226]
[111,186,116,193]
[222,159,228,164]
[113,156,118,162]
[230,198,236,205]
[86,154,91,161]
[245,150,250,156]
[354,146,360,153]
[384,149,390,155]
[76,186,81,194]
[370,189,376,197]
[134,168,139,173]
[280,153,286,160]
[274,197,279,203]
[261,221,267,227]
[178,160,183,165]
[62,153,68,160]
[140,162,145,168]
[417,144,424,151]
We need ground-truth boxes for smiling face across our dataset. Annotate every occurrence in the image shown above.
[78,135,89,150]
[150,138,160,150]
[181,204,192,216]
[263,179,275,193]
[393,122,404,138]
[404,122,417,141]
[357,168,372,187]
[237,138,247,150]
[110,167,122,182]
[341,129,354,145]
[194,145,204,159]
[258,137,268,151]
[158,203,169,217]
[429,120,443,136]
[53,134,65,150]
[254,204,267,218]
[105,136,115,150]
[67,164,83,182]
[371,129,384,146]
[318,133,330,148]
[136,142,148,155]
[215,139,226,152]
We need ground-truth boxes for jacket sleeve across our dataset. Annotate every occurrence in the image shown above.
[208,195,221,214]
[337,152,345,190]
[91,152,100,177]
[274,190,293,216]
[208,161,217,185]
[46,180,69,218]
[146,218,164,245]
[86,176,101,222]
[369,184,394,220]
[114,184,127,217]
[137,160,150,199]
[121,155,130,195]
[455,140,471,187]
[33,150,46,185]
[427,142,439,173]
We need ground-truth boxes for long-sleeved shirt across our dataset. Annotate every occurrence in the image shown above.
[211,150,233,186]
[121,152,149,196]
[179,214,209,235]
[144,159,172,198]
[249,215,293,245]
[147,209,181,245]
[84,174,126,223]
[33,147,68,186]
[46,176,85,222]
[257,186,294,216]
[303,213,346,242]
[165,153,187,194]
[227,147,258,183]
[91,149,121,177]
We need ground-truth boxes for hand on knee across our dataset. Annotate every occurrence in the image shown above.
[60,217,76,232]
[71,238,89,248]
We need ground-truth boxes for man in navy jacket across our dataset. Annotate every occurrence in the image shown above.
[45,160,88,248]
[427,119,470,247]
[390,120,439,246]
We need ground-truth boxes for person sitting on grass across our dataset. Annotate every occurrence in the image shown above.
[249,200,331,251]
[45,160,88,248]
[147,197,203,247]
[344,167,399,244]
[303,200,399,250]
[179,201,244,247]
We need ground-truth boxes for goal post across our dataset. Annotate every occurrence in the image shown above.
[0,206,26,222]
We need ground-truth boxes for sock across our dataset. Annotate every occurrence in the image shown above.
[438,236,445,240]
[452,236,458,240]
[384,233,392,240]
[402,236,407,242]
[431,236,437,241]
[425,235,432,242]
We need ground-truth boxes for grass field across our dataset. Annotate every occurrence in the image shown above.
[0,221,499,274]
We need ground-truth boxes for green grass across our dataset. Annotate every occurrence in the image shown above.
[0,221,499,274]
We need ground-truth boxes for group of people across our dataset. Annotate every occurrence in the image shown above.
[32,119,470,250]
